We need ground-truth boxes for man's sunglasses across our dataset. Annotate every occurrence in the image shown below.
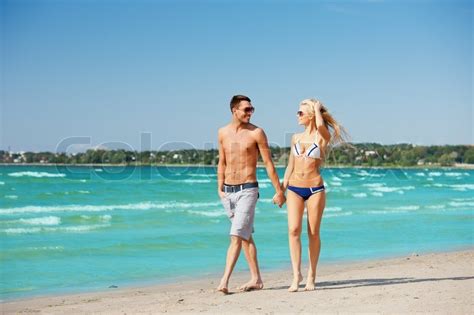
[241,107,255,114]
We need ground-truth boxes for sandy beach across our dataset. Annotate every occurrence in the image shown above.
[3,249,473,314]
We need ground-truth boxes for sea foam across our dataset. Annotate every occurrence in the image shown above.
[0,201,223,215]
[2,223,110,235]
[385,205,420,211]
[187,210,226,217]
[18,216,61,226]
[325,211,353,218]
[8,171,66,178]
[182,179,212,184]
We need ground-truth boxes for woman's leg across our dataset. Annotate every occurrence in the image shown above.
[287,189,305,292]
[305,190,326,291]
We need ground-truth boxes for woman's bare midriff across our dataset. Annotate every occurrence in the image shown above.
[289,159,324,188]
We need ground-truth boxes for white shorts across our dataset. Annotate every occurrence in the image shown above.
[220,187,259,241]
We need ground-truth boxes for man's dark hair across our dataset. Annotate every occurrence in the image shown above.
[230,95,251,112]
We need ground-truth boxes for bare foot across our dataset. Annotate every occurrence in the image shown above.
[288,273,303,292]
[217,279,229,295]
[239,279,264,292]
[304,275,316,291]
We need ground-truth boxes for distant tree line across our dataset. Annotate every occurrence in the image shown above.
[1,144,473,167]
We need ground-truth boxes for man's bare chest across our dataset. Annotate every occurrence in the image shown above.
[222,136,257,155]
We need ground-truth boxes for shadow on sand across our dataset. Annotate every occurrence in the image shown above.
[266,276,474,291]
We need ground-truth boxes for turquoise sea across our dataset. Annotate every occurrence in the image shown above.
[1,165,473,301]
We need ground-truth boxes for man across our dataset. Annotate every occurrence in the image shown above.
[217,95,286,294]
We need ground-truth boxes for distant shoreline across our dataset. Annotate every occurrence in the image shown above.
[1,163,473,169]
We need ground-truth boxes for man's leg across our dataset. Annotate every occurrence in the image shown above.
[240,236,264,291]
[218,235,243,294]
[231,187,260,291]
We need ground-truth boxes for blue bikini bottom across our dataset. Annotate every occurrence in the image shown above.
[287,184,325,201]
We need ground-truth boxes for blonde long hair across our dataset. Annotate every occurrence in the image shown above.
[300,98,349,147]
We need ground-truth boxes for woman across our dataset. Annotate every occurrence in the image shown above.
[282,98,346,292]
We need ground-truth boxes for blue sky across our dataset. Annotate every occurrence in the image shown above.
[1,0,472,152]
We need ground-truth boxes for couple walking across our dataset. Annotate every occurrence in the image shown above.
[217,95,345,294]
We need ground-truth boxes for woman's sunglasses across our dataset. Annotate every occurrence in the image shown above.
[297,111,305,117]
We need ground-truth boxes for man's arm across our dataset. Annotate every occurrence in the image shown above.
[255,128,285,207]
[217,129,226,198]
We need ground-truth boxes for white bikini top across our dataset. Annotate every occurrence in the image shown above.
[293,140,321,160]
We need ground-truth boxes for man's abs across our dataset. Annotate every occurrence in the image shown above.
[224,165,258,185]
[220,127,259,185]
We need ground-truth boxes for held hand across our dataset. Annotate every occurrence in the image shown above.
[272,192,286,208]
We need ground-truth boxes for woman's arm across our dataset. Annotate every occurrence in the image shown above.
[314,104,331,143]
[282,135,296,192]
